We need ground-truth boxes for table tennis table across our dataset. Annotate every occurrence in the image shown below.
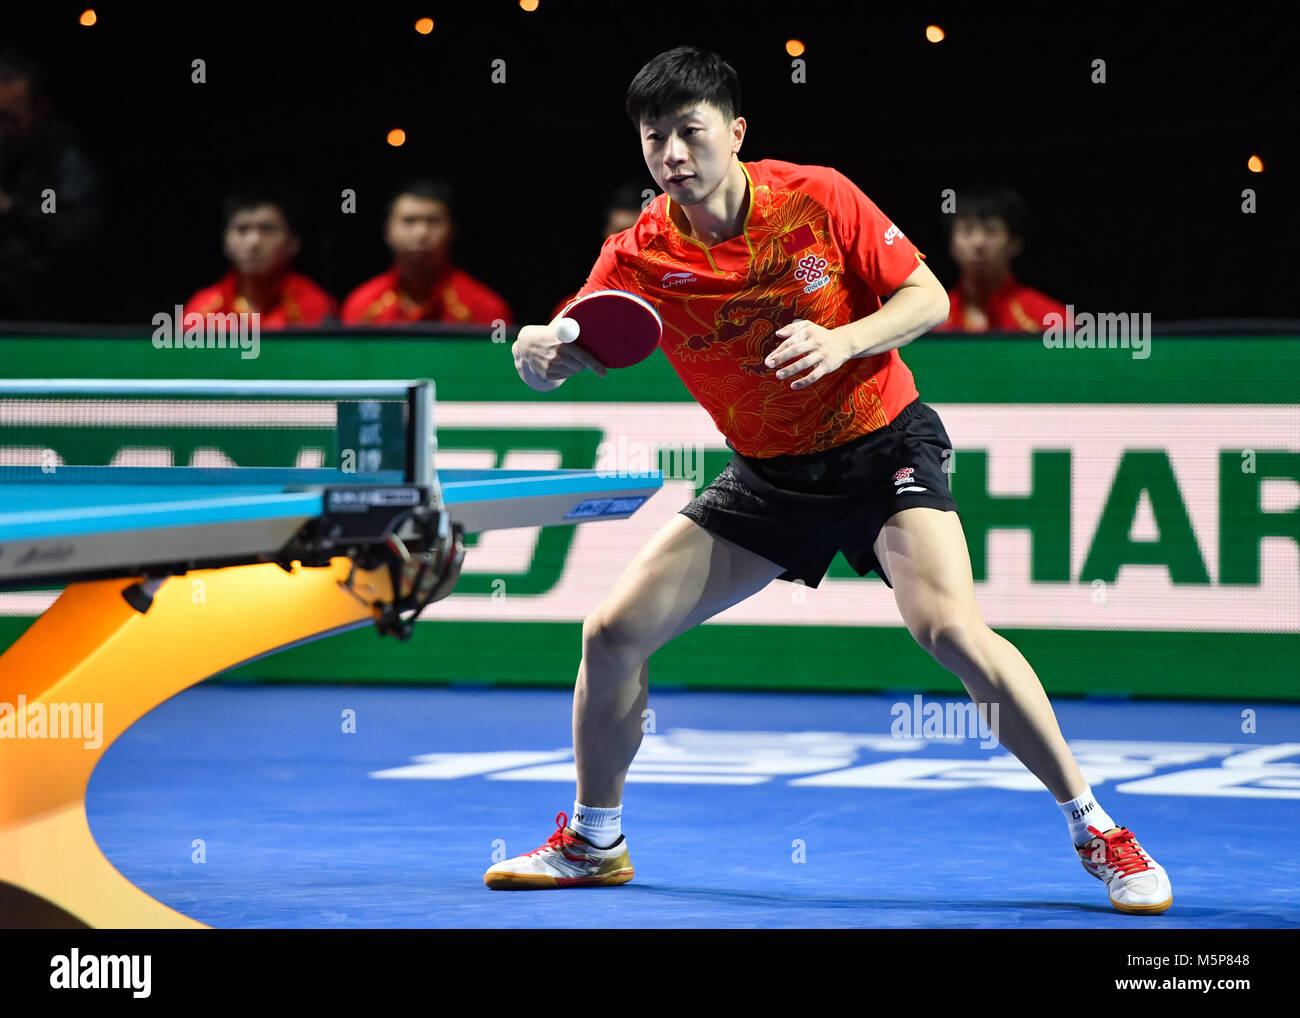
[0,379,660,928]
[0,464,661,625]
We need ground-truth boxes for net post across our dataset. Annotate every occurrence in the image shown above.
[408,380,442,509]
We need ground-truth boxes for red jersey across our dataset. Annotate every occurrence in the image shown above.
[184,270,337,327]
[934,272,1069,332]
[342,263,512,326]
[572,159,926,457]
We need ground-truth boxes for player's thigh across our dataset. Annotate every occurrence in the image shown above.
[587,513,785,653]
[873,507,982,640]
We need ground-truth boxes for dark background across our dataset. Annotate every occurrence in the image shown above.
[4,0,1294,326]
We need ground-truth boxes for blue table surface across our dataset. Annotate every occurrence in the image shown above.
[0,466,662,542]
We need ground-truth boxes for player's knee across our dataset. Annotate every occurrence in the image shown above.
[582,606,652,669]
[910,613,986,668]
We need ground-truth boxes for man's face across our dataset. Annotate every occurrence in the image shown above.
[386,195,453,266]
[603,207,640,238]
[223,205,298,276]
[640,102,741,206]
[950,216,1022,276]
[0,78,37,150]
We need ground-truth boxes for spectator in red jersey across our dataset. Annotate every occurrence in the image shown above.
[185,193,337,327]
[550,180,649,322]
[933,187,1070,332]
[341,179,511,326]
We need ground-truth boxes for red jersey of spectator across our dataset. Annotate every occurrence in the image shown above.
[341,263,512,325]
[184,270,336,327]
[571,159,926,457]
[934,273,1069,332]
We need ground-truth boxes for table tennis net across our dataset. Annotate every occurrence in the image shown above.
[0,395,412,481]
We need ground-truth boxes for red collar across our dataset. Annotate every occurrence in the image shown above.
[218,268,292,308]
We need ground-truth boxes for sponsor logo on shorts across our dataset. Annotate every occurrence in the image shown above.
[893,465,927,495]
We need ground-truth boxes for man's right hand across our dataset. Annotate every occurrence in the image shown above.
[512,322,607,391]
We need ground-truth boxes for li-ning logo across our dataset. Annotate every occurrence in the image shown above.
[794,254,829,294]
[661,271,697,288]
[883,224,903,246]
[893,466,927,494]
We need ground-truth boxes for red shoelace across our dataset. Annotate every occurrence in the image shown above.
[1084,826,1153,877]
[523,812,592,863]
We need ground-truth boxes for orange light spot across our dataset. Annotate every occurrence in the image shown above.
[387,128,407,147]
[79,9,97,26]
[1247,155,1264,173]
[414,17,434,34]
[519,0,540,11]
[785,39,805,58]
[926,24,945,43]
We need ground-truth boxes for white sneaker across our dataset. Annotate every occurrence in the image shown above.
[484,811,634,890]
[1076,825,1173,914]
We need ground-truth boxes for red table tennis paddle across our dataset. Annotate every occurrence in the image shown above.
[554,289,663,369]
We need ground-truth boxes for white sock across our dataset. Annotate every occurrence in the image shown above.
[571,801,621,848]
[1057,785,1117,846]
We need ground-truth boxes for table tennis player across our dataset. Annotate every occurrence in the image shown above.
[500,46,1171,915]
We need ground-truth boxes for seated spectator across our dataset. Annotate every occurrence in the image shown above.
[0,50,102,320]
[934,186,1069,332]
[550,180,648,321]
[185,192,336,326]
[342,179,511,325]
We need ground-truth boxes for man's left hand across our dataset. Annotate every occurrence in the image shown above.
[765,320,855,390]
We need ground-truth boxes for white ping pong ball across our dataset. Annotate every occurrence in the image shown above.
[555,318,580,344]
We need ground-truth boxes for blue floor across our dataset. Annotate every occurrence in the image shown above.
[86,686,1300,929]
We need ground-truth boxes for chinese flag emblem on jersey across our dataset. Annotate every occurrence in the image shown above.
[779,224,817,256]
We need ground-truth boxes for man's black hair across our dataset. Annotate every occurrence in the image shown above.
[221,191,300,234]
[950,186,1029,242]
[387,178,456,222]
[625,46,741,129]
[0,49,48,104]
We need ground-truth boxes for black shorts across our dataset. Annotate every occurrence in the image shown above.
[679,399,960,588]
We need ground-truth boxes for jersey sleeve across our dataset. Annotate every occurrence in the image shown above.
[828,168,924,297]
